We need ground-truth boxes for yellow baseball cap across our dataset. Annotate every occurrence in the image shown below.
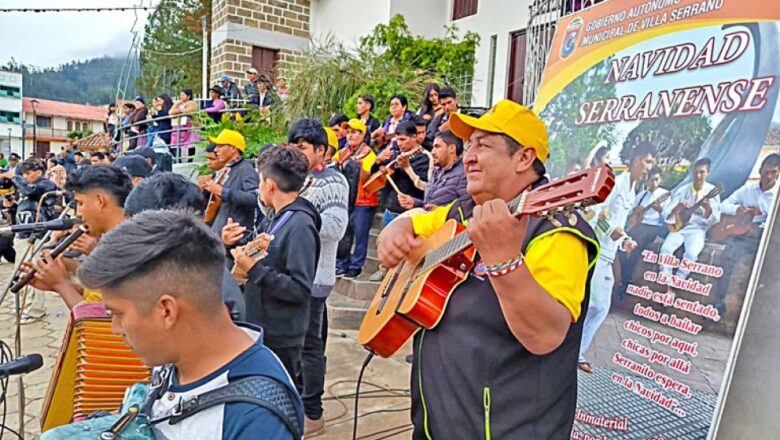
[449,100,549,163]
[206,129,246,152]
[324,127,339,149]
[341,118,367,134]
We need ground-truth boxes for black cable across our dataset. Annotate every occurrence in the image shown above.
[352,352,375,440]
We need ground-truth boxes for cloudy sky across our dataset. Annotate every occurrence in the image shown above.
[0,0,152,68]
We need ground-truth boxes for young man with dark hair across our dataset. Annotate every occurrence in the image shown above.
[283,119,348,435]
[76,210,303,439]
[412,129,468,210]
[356,94,380,145]
[369,120,433,281]
[379,100,599,439]
[89,151,109,165]
[124,172,244,321]
[425,86,459,146]
[224,146,321,393]
[413,115,432,150]
[203,129,259,235]
[21,165,132,308]
[578,141,655,372]
[113,154,152,187]
[659,157,721,281]
[0,158,58,224]
[328,113,350,149]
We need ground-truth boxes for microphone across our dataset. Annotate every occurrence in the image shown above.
[0,218,81,236]
[0,354,43,377]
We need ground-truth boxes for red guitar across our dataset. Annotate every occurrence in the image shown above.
[358,164,615,357]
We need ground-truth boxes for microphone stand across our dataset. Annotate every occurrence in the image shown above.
[0,199,73,435]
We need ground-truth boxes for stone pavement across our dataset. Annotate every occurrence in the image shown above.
[0,257,415,439]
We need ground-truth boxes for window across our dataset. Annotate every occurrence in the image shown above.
[36,116,51,128]
[452,0,478,20]
[0,111,20,124]
[0,86,21,98]
[561,0,606,16]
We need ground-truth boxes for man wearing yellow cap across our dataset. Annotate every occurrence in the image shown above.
[378,100,599,439]
[203,129,259,235]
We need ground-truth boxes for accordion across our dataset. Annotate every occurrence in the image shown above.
[40,302,150,432]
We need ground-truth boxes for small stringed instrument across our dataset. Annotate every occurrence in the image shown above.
[363,148,421,195]
[709,207,762,241]
[231,233,274,285]
[627,191,672,231]
[358,164,615,357]
[666,184,723,233]
[204,167,231,225]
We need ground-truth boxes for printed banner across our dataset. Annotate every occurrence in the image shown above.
[534,1,780,438]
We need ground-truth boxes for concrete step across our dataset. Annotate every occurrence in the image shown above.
[333,275,381,302]
[372,211,384,230]
[327,293,370,330]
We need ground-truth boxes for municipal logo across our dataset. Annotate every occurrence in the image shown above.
[561,17,583,59]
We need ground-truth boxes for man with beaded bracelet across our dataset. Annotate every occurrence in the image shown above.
[378,100,599,440]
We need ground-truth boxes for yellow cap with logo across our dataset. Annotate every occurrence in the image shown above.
[324,127,339,149]
[449,99,549,163]
[341,118,367,134]
[206,129,247,152]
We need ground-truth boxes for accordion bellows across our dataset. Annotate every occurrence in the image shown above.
[40,302,149,432]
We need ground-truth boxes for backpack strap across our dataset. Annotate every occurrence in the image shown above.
[146,375,302,440]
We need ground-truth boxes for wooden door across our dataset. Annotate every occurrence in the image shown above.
[251,46,279,83]
[507,30,527,104]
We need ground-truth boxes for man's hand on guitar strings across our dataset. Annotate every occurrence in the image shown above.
[230,246,257,273]
[377,226,422,268]
[467,199,529,267]
[221,217,247,246]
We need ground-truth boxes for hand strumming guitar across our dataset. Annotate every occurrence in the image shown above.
[377,219,423,268]
[396,155,410,169]
[230,246,257,273]
[397,193,415,210]
[701,197,713,218]
[221,217,247,246]
[205,179,223,196]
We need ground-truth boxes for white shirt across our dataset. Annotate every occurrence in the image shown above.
[589,172,636,261]
[663,182,721,231]
[721,181,776,226]
[632,187,670,226]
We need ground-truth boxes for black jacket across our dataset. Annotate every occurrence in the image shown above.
[373,151,430,214]
[244,197,321,348]
[13,176,58,222]
[211,158,259,235]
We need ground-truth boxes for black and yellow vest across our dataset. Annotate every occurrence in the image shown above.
[410,194,599,440]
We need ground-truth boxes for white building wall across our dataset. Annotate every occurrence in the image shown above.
[447,0,531,107]
[310,0,392,48]
[0,71,23,156]
[389,0,449,39]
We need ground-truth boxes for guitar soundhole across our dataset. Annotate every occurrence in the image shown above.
[376,261,405,315]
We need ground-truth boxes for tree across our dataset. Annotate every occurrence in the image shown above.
[540,59,618,177]
[137,0,211,98]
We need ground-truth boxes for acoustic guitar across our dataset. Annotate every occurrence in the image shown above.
[626,191,671,231]
[666,185,723,233]
[363,148,421,195]
[709,208,762,242]
[358,164,615,357]
[231,232,274,285]
[204,167,231,225]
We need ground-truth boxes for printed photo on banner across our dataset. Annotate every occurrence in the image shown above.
[534,0,780,438]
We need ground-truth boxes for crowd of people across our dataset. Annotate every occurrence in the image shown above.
[105,68,289,159]
[14,73,609,440]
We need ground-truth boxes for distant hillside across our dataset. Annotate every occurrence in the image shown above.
[2,57,138,106]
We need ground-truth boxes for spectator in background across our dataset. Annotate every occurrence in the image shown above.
[105,103,119,140]
[219,75,242,103]
[244,67,261,105]
[169,88,199,161]
[0,153,6,169]
[8,153,22,176]
[128,96,149,150]
[414,115,431,150]
[74,152,90,168]
[120,102,136,149]
[46,157,67,189]
[374,94,413,151]
[152,94,173,146]
[203,87,227,124]
[356,94,380,145]
[328,114,349,150]
[417,83,442,123]
[276,77,290,101]
[425,87,459,147]
[114,154,152,187]
[414,130,467,210]
[256,80,273,112]
[89,151,110,165]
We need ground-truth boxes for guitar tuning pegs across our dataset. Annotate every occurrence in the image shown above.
[548,214,562,228]
[567,213,578,226]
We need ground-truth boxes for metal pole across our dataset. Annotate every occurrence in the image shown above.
[32,110,37,158]
[7,128,11,157]
[202,16,208,100]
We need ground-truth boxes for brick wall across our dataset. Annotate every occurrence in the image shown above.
[211,0,311,86]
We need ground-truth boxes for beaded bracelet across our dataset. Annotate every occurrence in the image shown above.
[484,254,525,277]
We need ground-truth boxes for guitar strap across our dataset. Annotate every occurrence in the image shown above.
[265,210,295,235]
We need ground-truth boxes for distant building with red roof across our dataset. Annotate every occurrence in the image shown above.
[22,97,107,156]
